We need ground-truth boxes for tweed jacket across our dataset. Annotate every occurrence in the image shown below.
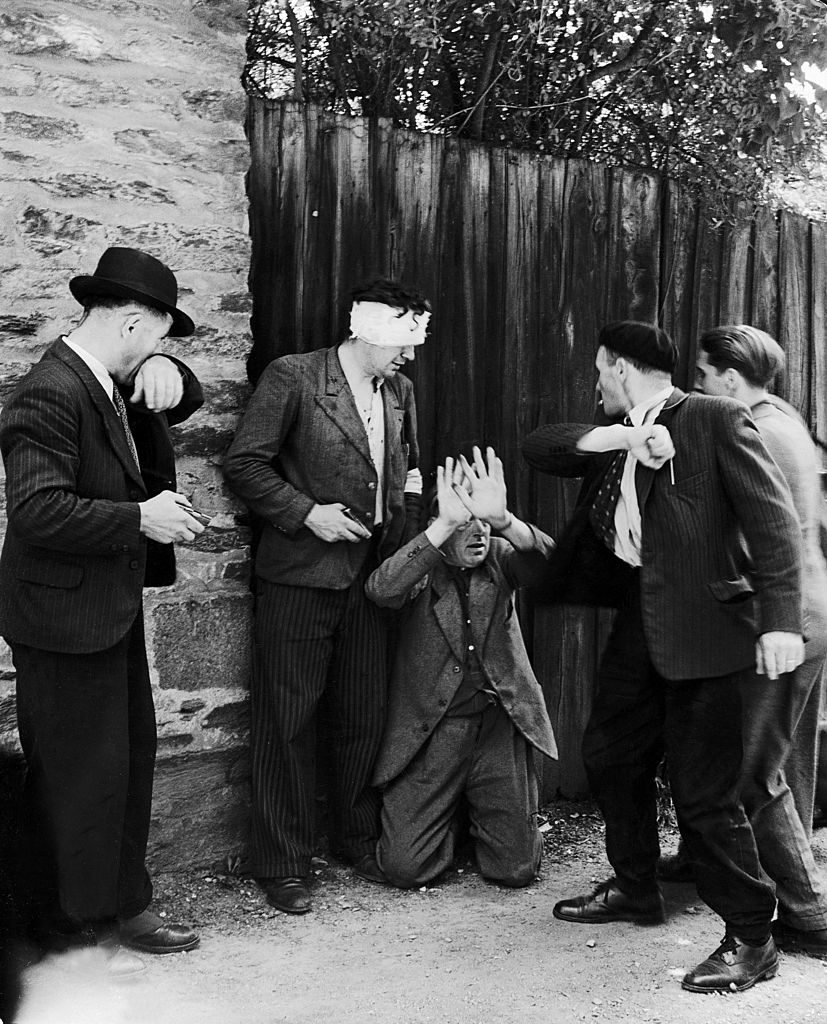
[0,340,203,654]
[223,345,421,588]
[522,389,803,681]
[367,528,558,787]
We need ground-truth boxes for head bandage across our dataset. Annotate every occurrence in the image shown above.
[349,301,430,348]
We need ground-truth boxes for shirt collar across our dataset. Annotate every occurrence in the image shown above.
[627,385,673,428]
[62,336,114,401]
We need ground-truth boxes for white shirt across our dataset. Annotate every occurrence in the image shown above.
[338,346,387,526]
[62,336,115,404]
[613,385,673,567]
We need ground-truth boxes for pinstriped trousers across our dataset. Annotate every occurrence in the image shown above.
[251,569,388,877]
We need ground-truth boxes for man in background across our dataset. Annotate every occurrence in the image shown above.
[684,324,827,960]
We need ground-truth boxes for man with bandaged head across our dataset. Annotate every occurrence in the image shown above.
[224,279,429,914]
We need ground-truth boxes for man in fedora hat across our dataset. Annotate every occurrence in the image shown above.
[522,321,804,994]
[0,247,205,972]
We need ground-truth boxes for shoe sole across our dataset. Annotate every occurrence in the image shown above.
[552,906,665,926]
[681,960,779,993]
[354,872,388,886]
[266,899,311,915]
[125,937,201,955]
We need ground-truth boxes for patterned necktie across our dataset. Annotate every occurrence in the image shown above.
[112,385,141,469]
[589,416,631,549]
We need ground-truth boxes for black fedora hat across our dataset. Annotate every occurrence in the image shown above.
[69,247,194,337]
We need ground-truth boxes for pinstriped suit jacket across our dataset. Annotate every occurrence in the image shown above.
[223,345,421,589]
[522,389,803,681]
[0,340,197,654]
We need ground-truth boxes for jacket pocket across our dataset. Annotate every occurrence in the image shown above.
[18,561,84,589]
[660,470,710,543]
[707,574,755,604]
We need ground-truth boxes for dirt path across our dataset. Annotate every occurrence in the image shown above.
[15,804,827,1024]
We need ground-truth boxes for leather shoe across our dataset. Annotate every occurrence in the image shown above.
[657,851,696,884]
[263,876,311,914]
[773,921,827,960]
[682,934,778,993]
[553,878,666,925]
[120,911,199,955]
[353,854,387,885]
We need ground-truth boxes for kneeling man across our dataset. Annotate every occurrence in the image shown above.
[366,447,557,888]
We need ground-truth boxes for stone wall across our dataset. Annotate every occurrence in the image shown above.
[0,0,254,871]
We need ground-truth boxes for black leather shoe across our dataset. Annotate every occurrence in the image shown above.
[553,878,666,925]
[773,921,827,960]
[263,876,311,914]
[682,934,778,992]
[657,851,696,884]
[120,911,199,955]
[353,854,387,885]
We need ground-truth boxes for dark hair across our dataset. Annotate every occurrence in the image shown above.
[349,278,431,316]
[699,325,784,389]
[602,347,653,375]
[79,294,168,322]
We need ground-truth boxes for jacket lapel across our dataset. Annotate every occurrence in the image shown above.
[636,387,689,508]
[470,562,500,654]
[382,378,404,465]
[49,340,146,488]
[314,348,374,469]
[431,566,468,666]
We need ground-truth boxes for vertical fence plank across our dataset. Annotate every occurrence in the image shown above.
[751,207,780,341]
[718,203,754,326]
[812,221,827,457]
[606,167,661,324]
[434,140,491,458]
[389,129,446,478]
[778,211,811,417]
[660,181,699,390]
[689,210,724,362]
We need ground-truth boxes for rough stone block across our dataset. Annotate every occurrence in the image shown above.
[0,110,81,140]
[148,748,250,871]
[145,585,251,692]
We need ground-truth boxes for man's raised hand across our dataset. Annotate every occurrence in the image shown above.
[455,446,509,529]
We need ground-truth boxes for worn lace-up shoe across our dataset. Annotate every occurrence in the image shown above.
[681,934,778,993]
[553,878,666,925]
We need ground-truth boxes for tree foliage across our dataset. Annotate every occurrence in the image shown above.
[245,0,827,207]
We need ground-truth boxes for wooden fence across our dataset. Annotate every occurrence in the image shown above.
[246,97,827,797]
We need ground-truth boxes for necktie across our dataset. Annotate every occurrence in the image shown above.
[589,415,631,549]
[589,449,626,549]
[112,386,141,469]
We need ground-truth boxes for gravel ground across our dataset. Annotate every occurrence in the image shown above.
[15,800,827,1024]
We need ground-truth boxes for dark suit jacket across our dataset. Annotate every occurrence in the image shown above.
[223,346,421,588]
[0,340,203,653]
[366,529,558,786]
[522,389,803,681]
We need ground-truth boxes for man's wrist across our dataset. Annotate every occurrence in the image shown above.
[491,511,513,532]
